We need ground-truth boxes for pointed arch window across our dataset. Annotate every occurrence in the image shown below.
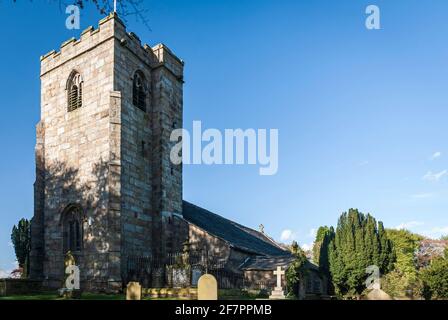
[133,70,147,111]
[62,205,83,253]
[67,71,83,112]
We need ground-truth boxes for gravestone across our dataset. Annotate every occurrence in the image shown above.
[172,267,190,288]
[151,267,164,288]
[269,266,286,299]
[59,251,81,299]
[197,274,218,300]
[191,267,203,286]
[126,282,142,300]
[366,288,392,300]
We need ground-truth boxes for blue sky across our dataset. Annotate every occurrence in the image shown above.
[1,0,448,274]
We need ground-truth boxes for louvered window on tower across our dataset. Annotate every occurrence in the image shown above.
[67,71,83,112]
[133,71,147,111]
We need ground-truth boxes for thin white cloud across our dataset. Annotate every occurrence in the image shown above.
[0,269,10,279]
[423,170,447,182]
[430,152,442,160]
[301,243,313,251]
[411,193,435,199]
[280,229,297,242]
[422,226,448,239]
[308,228,317,238]
[358,160,369,167]
[395,221,424,230]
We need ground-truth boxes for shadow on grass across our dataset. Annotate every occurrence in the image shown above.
[0,292,125,300]
[0,291,265,301]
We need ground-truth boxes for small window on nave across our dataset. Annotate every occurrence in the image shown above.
[67,71,83,112]
[133,70,147,111]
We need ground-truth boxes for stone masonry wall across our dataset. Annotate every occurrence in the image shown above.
[149,44,185,258]
[188,223,231,260]
[31,13,186,291]
[37,15,120,290]
[113,25,154,262]
[112,18,186,265]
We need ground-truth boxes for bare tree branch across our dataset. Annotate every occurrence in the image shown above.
[74,0,151,30]
[17,0,152,30]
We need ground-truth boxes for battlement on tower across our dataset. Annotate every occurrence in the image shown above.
[40,13,183,80]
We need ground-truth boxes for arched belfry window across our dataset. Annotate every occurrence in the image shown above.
[67,71,83,112]
[62,205,83,253]
[133,70,147,111]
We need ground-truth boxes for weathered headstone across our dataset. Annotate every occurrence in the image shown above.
[59,251,81,299]
[197,274,218,300]
[126,282,142,300]
[172,267,190,288]
[269,266,286,299]
[366,288,392,300]
[151,267,164,288]
[191,267,203,286]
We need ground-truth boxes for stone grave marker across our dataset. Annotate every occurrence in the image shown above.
[269,266,286,299]
[126,281,142,300]
[172,267,190,288]
[191,266,203,287]
[197,274,218,300]
[151,267,164,288]
[59,251,81,299]
[366,288,392,300]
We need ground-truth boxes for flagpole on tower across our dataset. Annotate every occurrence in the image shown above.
[113,0,117,13]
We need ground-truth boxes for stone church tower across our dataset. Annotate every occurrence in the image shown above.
[29,13,188,291]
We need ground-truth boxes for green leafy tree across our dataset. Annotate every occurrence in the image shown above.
[420,250,448,300]
[312,226,335,293]
[386,229,422,276]
[328,209,395,298]
[286,241,308,298]
[382,269,424,299]
[382,270,410,298]
[11,218,31,277]
[383,229,423,298]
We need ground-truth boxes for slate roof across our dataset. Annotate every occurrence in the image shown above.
[239,255,295,271]
[239,255,319,271]
[182,201,288,256]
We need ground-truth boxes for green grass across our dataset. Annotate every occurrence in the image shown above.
[0,290,260,301]
[0,292,125,300]
[0,292,60,300]
[0,292,198,300]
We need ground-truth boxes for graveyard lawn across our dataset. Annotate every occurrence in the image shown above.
[0,292,267,301]
[0,289,266,300]
[0,292,124,300]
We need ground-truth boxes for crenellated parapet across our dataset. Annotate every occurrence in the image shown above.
[40,13,119,76]
[152,43,184,82]
[40,12,183,81]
